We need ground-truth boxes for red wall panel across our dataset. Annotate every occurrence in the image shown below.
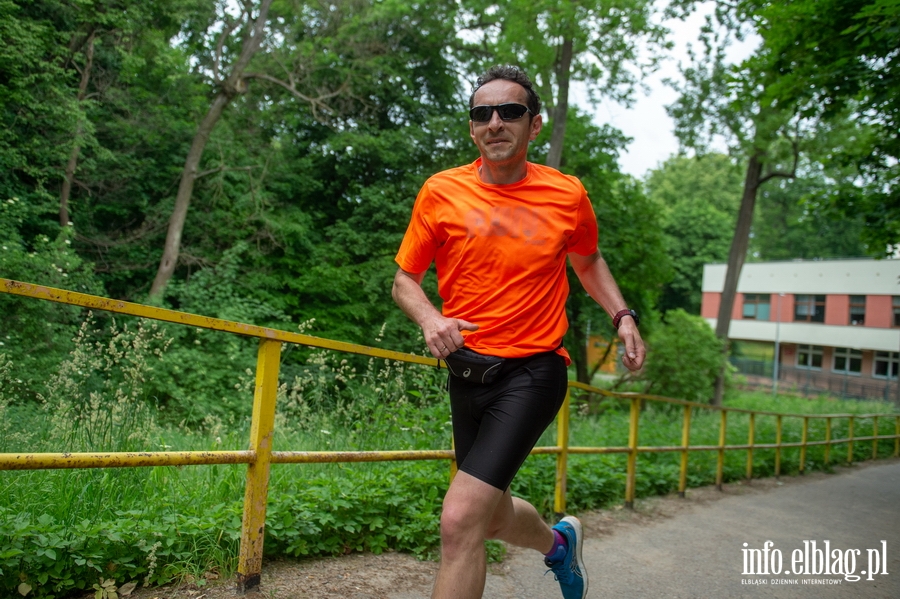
[701,292,720,319]
[867,295,893,328]
[826,294,849,326]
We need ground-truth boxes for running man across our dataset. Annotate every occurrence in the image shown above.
[392,64,645,599]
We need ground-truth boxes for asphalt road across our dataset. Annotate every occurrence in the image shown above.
[478,459,900,599]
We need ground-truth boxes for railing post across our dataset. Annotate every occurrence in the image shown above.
[678,405,692,498]
[799,416,809,474]
[624,397,640,509]
[895,416,899,458]
[746,413,755,481]
[716,410,727,491]
[775,415,783,478]
[847,416,855,464]
[449,436,458,484]
[237,338,282,593]
[825,417,832,465]
[554,388,571,517]
[872,416,879,460]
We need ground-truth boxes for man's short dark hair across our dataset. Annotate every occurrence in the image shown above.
[469,65,542,117]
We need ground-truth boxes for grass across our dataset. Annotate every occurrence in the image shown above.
[0,322,897,598]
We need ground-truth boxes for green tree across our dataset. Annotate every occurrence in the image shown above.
[149,0,275,298]
[0,0,82,235]
[668,13,812,404]
[751,172,869,261]
[645,154,742,314]
[759,0,899,253]
[456,0,668,169]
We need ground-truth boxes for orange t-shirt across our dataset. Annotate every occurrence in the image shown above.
[395,159,598,361]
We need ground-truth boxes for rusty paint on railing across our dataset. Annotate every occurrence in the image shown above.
[0,450,253,470]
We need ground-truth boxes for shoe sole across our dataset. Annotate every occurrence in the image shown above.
[561,515,588,599]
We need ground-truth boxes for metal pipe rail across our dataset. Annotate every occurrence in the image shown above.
[2,278,899,591]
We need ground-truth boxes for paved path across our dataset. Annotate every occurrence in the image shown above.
[478,459,900,599]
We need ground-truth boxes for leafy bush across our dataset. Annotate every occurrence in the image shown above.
[0,197,106,401]
[642,309,726,402]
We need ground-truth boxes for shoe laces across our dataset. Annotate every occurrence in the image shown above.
[544,556,574,584]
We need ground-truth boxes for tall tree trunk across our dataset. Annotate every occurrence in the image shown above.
[149,91,232,298]
[149,0,273,299]
[60,32,95,227]
[546,36,573,170]
[711,150,763,405]
[568,299,589,383]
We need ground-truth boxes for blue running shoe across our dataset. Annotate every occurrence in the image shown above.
[544,516,588,599]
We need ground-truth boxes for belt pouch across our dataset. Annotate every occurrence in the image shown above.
[443,347,506,384]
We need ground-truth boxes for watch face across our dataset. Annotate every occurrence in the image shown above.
[630,310,640,326]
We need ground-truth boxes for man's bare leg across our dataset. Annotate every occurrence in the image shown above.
[431,471,554,599]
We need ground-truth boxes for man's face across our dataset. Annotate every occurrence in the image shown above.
[469,79,542,169]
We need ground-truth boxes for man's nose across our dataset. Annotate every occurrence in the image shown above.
[487,109,505,130]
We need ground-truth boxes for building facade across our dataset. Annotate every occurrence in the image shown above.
[701,259,900,401]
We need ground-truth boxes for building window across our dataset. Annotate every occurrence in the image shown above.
[797,345,823,370]
[849,295,866,325]
[894,296,900,327]
[833,348,862,375]
[873,351,899,379]
[742,294,771,320]
[794,295,826,323]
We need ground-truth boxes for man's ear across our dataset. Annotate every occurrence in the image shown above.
[529,113,543,141]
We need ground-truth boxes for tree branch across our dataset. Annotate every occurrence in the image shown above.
[758,139,799,184]
[194,165,256,180]
[242,72,349,123]
[213,17,242,84]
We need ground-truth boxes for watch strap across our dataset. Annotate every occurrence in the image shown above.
[613,309,635,330]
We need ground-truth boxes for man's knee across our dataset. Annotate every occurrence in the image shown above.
[439,499,485,549]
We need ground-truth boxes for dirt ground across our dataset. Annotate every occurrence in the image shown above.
[101,463,880,599]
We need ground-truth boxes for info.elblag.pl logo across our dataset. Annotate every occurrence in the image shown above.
[741,540,889,584]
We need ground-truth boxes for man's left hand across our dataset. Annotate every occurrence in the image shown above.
[617,320,645,371]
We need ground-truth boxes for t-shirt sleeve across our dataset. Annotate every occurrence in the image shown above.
[566,188,599,255]
[395,183,439,273]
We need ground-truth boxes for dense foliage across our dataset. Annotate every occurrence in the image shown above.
[642,309,726,402]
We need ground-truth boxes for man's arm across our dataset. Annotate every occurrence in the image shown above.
[392,268,478,359]
[568,250,645,371]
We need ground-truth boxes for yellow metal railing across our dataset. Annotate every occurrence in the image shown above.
[2,278,899,591]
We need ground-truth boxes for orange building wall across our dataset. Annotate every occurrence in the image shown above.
[732,293,744,320]
[701,292,720,319]
[773,294,794,323]
[826,294,849,326]
[867,295,893,328]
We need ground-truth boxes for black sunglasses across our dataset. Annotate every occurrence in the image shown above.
[469,103,533,122]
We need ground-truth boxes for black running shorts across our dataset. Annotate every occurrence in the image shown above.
[448,350,568,491]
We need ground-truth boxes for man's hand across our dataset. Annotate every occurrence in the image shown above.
[421,313,479,359]
[616,319,645,371]
[392,268,479,358]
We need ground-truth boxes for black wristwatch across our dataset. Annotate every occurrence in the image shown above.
[613,309,639,329]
